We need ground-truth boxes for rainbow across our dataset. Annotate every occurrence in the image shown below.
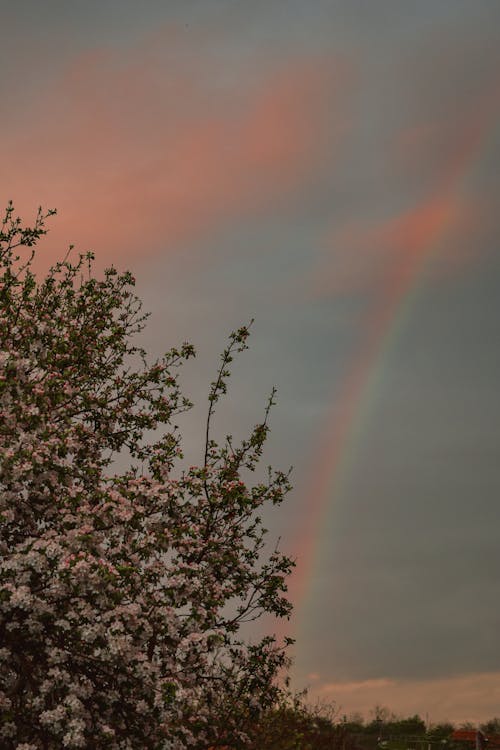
[286,81,500,649]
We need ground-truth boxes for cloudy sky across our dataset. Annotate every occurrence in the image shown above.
[2,0,500,725]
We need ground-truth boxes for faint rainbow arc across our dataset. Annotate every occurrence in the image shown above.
[286,84,500,641]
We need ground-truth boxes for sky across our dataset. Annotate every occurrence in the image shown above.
[2,0,500,726]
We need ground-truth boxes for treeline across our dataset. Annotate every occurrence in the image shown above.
[248,696,358,750]
[342,710,500,738]
[248,700,500,750]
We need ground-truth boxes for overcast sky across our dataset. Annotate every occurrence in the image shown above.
[2,0,500,725]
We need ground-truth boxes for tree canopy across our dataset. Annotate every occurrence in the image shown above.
[0,204,293,749]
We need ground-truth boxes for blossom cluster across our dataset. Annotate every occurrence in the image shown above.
[0,205,293,749]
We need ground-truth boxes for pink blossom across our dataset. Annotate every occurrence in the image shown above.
[0,205,293,748]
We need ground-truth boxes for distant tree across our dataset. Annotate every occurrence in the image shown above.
[428,723,455,740]
[370,706,393,724]
[0,204,294,749]
[480,719,500,735]
[249,694,349,750]
[344,712,365,734]
[387,715,426,736]
[366,706,395,735]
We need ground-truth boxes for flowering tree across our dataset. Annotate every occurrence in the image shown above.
[0,204,294,749]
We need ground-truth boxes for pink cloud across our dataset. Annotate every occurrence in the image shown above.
[310,77,500,300]
[310,191,470,300]
[1,36,349,267]
[313,672,500,725]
